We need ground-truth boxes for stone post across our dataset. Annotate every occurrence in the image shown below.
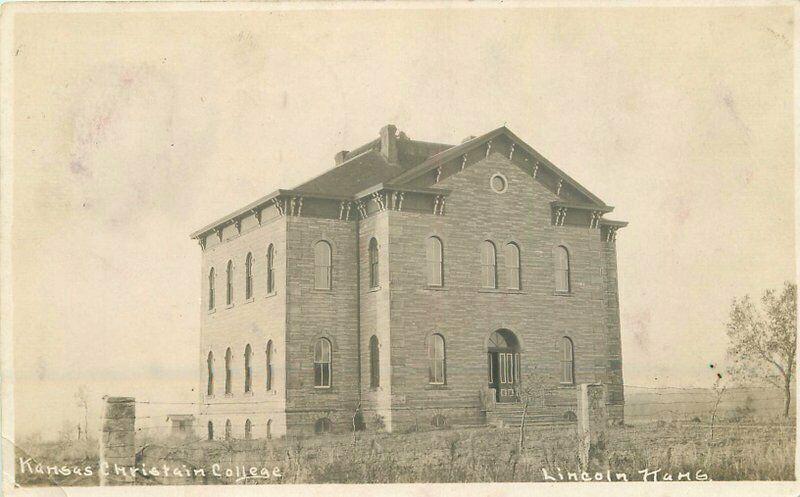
[99,396,135,486]
[577,383,607,470]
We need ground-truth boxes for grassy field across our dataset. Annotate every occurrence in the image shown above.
[14,417,795,485]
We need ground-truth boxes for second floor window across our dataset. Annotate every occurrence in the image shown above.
[313,338,332,388]
[208,268,215,310]
[505,242,521,290]
[225,347,232,395]
[555,246,570,293]
[245,253,253,299]
[266,244,275,294]
[265,340,273,391]
[426,236,444,286]
[244,344,252,393]
[206,351,214,396]
[369,238,379,289]
[226,260,234,305]
[480,241,497,289]
[314,241,332,290]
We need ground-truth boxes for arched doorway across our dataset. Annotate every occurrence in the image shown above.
[487,329,520,403]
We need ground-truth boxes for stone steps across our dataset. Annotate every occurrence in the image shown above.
[487,404,575,428]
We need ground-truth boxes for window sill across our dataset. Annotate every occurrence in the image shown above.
[225,303,235,309]
[206,394,215,400]
[554,291,573,297]
[313,386,335,392]
[424,285,447,291]
[207,308,217,315]
[243,297,255,305]
[243,390,254,396]
[558,383,576,389]
[224,393,234,398]
[368,286,381,293]
[265,291,277,299]
[425,384,449,390]
[479,288,524,294]
[311,288,334,294]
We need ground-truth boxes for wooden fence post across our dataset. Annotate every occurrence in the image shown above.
[99,396,136,485]
[577,383,607,471]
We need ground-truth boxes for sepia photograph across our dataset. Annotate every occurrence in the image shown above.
[0,2,797,495]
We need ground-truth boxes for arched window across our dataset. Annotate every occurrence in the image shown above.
[314,241,332,290]
[313,338,332,388]
[225,419,232,440]
[266,244,275,294]
[208,268,215,310]
[266,419,272,439]
[505,242,521,290]
[426,236,444,287]
[427,334,446,384]
[244,344,252,393]
[244,419,252,440]
[245,252,253,299]
[555,246,570,293]
[265,340,273,391]
[225,347,232,395]
[207,421,214,440]
[226,260,234,305]
[561,337,575,384]
[369,335,380,388]
[369,238,380,289]
[206,351,214,396]
[480,241,497,289]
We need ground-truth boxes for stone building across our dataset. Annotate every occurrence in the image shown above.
[191,125,626,439]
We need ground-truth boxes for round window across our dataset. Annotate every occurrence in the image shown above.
[490,174,507,193]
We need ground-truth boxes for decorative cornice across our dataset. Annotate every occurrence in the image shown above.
[355,200,368,219]
[554,206,568,226]
[372,192,387,211]
[589,210,602,229]
[251,208,262,226]
[274,198,286,217]
[433,195,446,216]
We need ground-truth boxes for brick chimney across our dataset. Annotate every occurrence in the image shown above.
[380,124,398,164]
[334,150,350,166]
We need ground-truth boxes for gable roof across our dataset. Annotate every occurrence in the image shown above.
[191,125,612,238]
[386,126,607,207]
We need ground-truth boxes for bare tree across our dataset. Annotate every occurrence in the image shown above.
[726,282,796,418]
[74,385,89,439]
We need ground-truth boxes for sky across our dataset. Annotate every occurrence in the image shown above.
[5,5,795,438]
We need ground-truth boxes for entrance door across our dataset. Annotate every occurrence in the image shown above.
[497,352,517,402]
[487,330,521,403]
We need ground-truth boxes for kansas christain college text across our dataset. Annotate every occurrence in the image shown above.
[18,458,283,481]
